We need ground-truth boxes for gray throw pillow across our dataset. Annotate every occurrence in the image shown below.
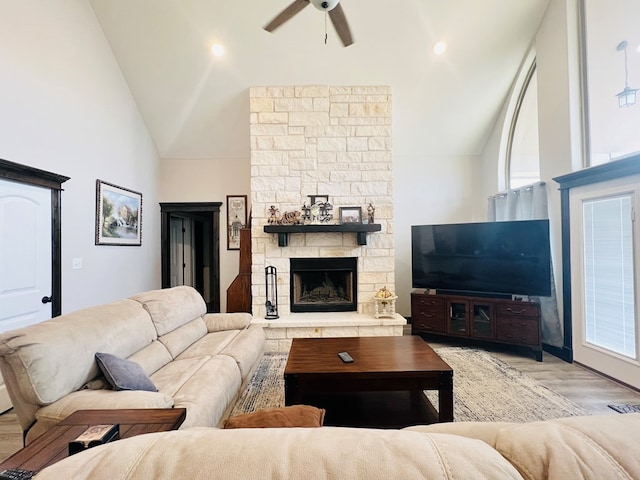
[95,352,158,392]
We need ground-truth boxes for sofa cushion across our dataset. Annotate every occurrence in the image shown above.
[95,353,157,392]
[405,421,515,448]
[131,286,206,336]
[34,427,524,480]
[203,312,252,332]
[493,414,640,479]
[167,355,242,429]
[157,318,207,358]
[127,340,173,376]
[149,357,212,398]
[218,325,265,378]
[176,330,239,360]
[0,299,156,406]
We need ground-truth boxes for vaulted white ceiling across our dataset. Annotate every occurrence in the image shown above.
[89,0,551,160]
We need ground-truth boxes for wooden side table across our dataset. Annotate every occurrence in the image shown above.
[0,408,186,473]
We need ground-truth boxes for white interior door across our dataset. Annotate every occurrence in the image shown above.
[0,178,53,412]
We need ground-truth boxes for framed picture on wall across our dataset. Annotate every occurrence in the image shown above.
[339,206,362,224]
[95,180,142,246]
[227,195,247,250]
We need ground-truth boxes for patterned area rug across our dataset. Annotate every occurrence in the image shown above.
[608,404,640,414]
[230,347,588,422]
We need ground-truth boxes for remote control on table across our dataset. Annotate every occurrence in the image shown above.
[338,351,354,363]
[0,469,38,480]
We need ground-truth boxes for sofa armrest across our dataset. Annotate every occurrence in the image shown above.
[203,312,252,332]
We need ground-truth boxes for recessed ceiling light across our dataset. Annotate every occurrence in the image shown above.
[433,41,447,56]
[637,43,640,53]
[211,44,225,57]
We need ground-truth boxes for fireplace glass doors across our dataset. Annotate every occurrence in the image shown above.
[290,257,357,313]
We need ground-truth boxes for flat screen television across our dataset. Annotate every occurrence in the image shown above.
[411,219,551,297]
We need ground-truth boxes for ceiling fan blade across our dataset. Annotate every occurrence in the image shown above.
[328,3,353,47]
[264,0,310,32]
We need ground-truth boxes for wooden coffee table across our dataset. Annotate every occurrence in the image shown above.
[0,408,186,473]
[284,336,453,428]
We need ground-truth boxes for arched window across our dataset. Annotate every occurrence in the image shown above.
[506,61,540,189]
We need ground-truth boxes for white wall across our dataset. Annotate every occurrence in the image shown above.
[1,1,553,320]
[480,0,583,338]
[393,154,483,315]
[159,158,250,313]
[0,0,161,313]
[0,1,582,322]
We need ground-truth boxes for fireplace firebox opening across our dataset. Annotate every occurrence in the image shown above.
[290,257,357,313]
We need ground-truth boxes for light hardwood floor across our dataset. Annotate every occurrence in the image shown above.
[1,331,639,462]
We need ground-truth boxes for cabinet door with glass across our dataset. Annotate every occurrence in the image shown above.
[470,301,494,339]
[447,300,469,336]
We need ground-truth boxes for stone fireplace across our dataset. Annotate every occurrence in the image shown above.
[290,257,357,313]
[248,85,404,351]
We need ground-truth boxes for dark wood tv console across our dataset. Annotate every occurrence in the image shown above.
[411,291,542,361]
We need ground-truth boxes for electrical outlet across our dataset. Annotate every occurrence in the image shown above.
[72,258,83,270]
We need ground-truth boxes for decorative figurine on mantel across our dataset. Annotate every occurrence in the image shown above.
[309,201,333,223]
[367,203,375,224]
[306,195,334,224]
[267,205,280,224]
[279,210,302,225]
[373,286,397,319]
[319,201,333,223]
[301,203,311,223]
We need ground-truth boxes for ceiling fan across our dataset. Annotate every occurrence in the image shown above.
[264,0,354,47]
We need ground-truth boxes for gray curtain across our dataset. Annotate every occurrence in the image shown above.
[488,182,563,348]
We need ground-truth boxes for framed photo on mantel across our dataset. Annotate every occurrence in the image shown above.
[339,206,362,224]
[227,195,247,250]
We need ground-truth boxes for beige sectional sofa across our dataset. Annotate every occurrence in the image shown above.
[0,286,265,444]
[33,413,640,479]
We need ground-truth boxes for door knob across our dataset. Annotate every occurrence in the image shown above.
[41,296,52,304]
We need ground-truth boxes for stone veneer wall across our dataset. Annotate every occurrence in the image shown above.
[250,85,394,318]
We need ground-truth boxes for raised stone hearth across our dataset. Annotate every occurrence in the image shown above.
[252,312,406,352]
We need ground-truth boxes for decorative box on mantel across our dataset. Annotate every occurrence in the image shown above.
[263,223,382,247]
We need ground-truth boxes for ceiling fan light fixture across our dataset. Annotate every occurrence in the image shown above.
[310,0,339,12]
[433,41,447,56]
[211,44,225,57]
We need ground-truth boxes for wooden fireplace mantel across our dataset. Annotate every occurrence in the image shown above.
[264,223,382,247]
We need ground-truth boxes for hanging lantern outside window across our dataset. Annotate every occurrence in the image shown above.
[615,41,638,108]
[265,266,279,319]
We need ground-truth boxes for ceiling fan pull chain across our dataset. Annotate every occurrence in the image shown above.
[324,13,328,44]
